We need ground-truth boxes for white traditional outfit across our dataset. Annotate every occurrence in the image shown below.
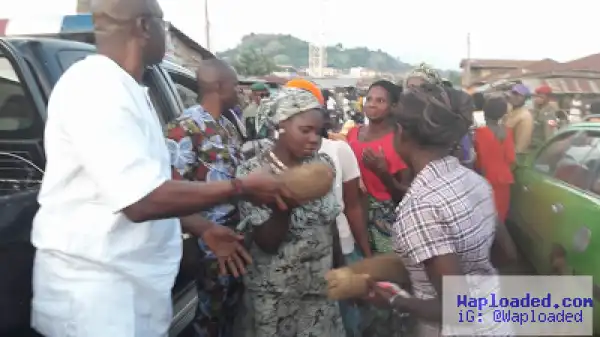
[31,55,181,337]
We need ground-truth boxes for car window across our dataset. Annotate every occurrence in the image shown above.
[0,56,37,133]
[544,131,600,189]
[578,133,600,196]
[167,71,198,110]
[533,131,578,174]
[0,53,44,193]
[142,70,167,128]
[57,50,95,71]
[174,83,197,109]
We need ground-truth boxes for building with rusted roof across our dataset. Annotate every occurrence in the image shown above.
[459,59,538,86]
[462,54,600,96]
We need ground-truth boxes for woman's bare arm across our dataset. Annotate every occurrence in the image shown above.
[391,254,464,322]
[378,170,410,203]
[251,208,292,254]
[343,178,372,257]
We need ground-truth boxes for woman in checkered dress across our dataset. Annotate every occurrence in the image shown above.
[365,83,512,337]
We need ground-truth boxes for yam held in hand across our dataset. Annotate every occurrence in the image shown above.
[325,267,370,300]
[347,253,409,286]
[280,163,334,203]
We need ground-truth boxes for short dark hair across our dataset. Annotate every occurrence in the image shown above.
[472,92,485,111]
[369,80,400,105]
[483,96,508,121]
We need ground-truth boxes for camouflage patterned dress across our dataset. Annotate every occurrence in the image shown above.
[234,152,345,337]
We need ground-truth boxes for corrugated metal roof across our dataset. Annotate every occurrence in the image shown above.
[485,59,561,81]
[460,59,538,69]
[520,78,600,94]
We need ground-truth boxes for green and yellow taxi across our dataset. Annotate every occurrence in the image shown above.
[508,120,600,327]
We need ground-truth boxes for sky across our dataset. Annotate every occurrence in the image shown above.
[2,0,598,69]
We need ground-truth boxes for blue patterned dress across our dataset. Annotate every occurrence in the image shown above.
[166,105,243,337]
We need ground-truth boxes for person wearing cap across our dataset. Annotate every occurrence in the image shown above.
[505,83,534,155]
[242,82,270,135]
[532,85,559,149]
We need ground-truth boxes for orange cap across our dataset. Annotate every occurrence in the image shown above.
[285,78,325,105]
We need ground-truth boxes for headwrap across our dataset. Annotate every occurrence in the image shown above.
[285,78,325,105]
[404,62,443,86]
[255,87,322,137]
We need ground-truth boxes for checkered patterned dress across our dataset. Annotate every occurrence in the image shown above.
[392,156,511,337]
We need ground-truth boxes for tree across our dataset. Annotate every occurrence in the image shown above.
[218,33,413,72]
[446,71,462,87]
[232,49,276,76]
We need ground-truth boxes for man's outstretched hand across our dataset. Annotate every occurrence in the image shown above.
[180,215,252,277]
[239,170,290,210]
[202,225,252,277]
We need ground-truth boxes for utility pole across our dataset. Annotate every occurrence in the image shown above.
[205,0,211,52]
[76,0,91,13]
[464,32,471,87]
[308,0,327,77]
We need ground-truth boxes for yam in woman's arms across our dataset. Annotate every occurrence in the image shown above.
[237,170,289,210]
[279,163,335,204]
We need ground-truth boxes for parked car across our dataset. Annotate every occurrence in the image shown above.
[0,36,200,336]
[508,122,600,326]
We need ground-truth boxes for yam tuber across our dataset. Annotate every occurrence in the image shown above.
[325,268,370,300]
[347,253,409,286]
[279,163,334,203]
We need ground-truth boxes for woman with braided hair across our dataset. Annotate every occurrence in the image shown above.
[404,63,476,167]
[365,83,512,337]
[404,62,443,88]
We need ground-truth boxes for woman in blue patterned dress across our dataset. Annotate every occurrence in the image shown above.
[233,88,345,337]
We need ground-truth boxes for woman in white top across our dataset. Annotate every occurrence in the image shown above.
[319,109,372,337]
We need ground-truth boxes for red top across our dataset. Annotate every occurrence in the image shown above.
[474,127,515,185]
[347,126,408,201]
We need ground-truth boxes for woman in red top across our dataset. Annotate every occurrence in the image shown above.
[347,80,410,253]
[474,96,515,222]
[347,80,410,337]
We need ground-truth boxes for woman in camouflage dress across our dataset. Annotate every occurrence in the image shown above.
[234,88,345,337]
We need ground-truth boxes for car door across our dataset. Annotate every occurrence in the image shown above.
[510,130,580,271]
[546,131,600,326]
[0,39,47,335]
[536,131,600,272]
[140,66,202,337]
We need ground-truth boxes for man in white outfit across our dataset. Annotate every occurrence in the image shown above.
[31,0,286,336]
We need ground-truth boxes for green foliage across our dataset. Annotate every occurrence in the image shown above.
[438,69,463,86]
[230,48,276,77]
[218,33,411,72]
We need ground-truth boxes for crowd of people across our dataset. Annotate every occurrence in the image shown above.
[26,0,564,337]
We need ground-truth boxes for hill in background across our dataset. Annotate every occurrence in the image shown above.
[217,33,412,73]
